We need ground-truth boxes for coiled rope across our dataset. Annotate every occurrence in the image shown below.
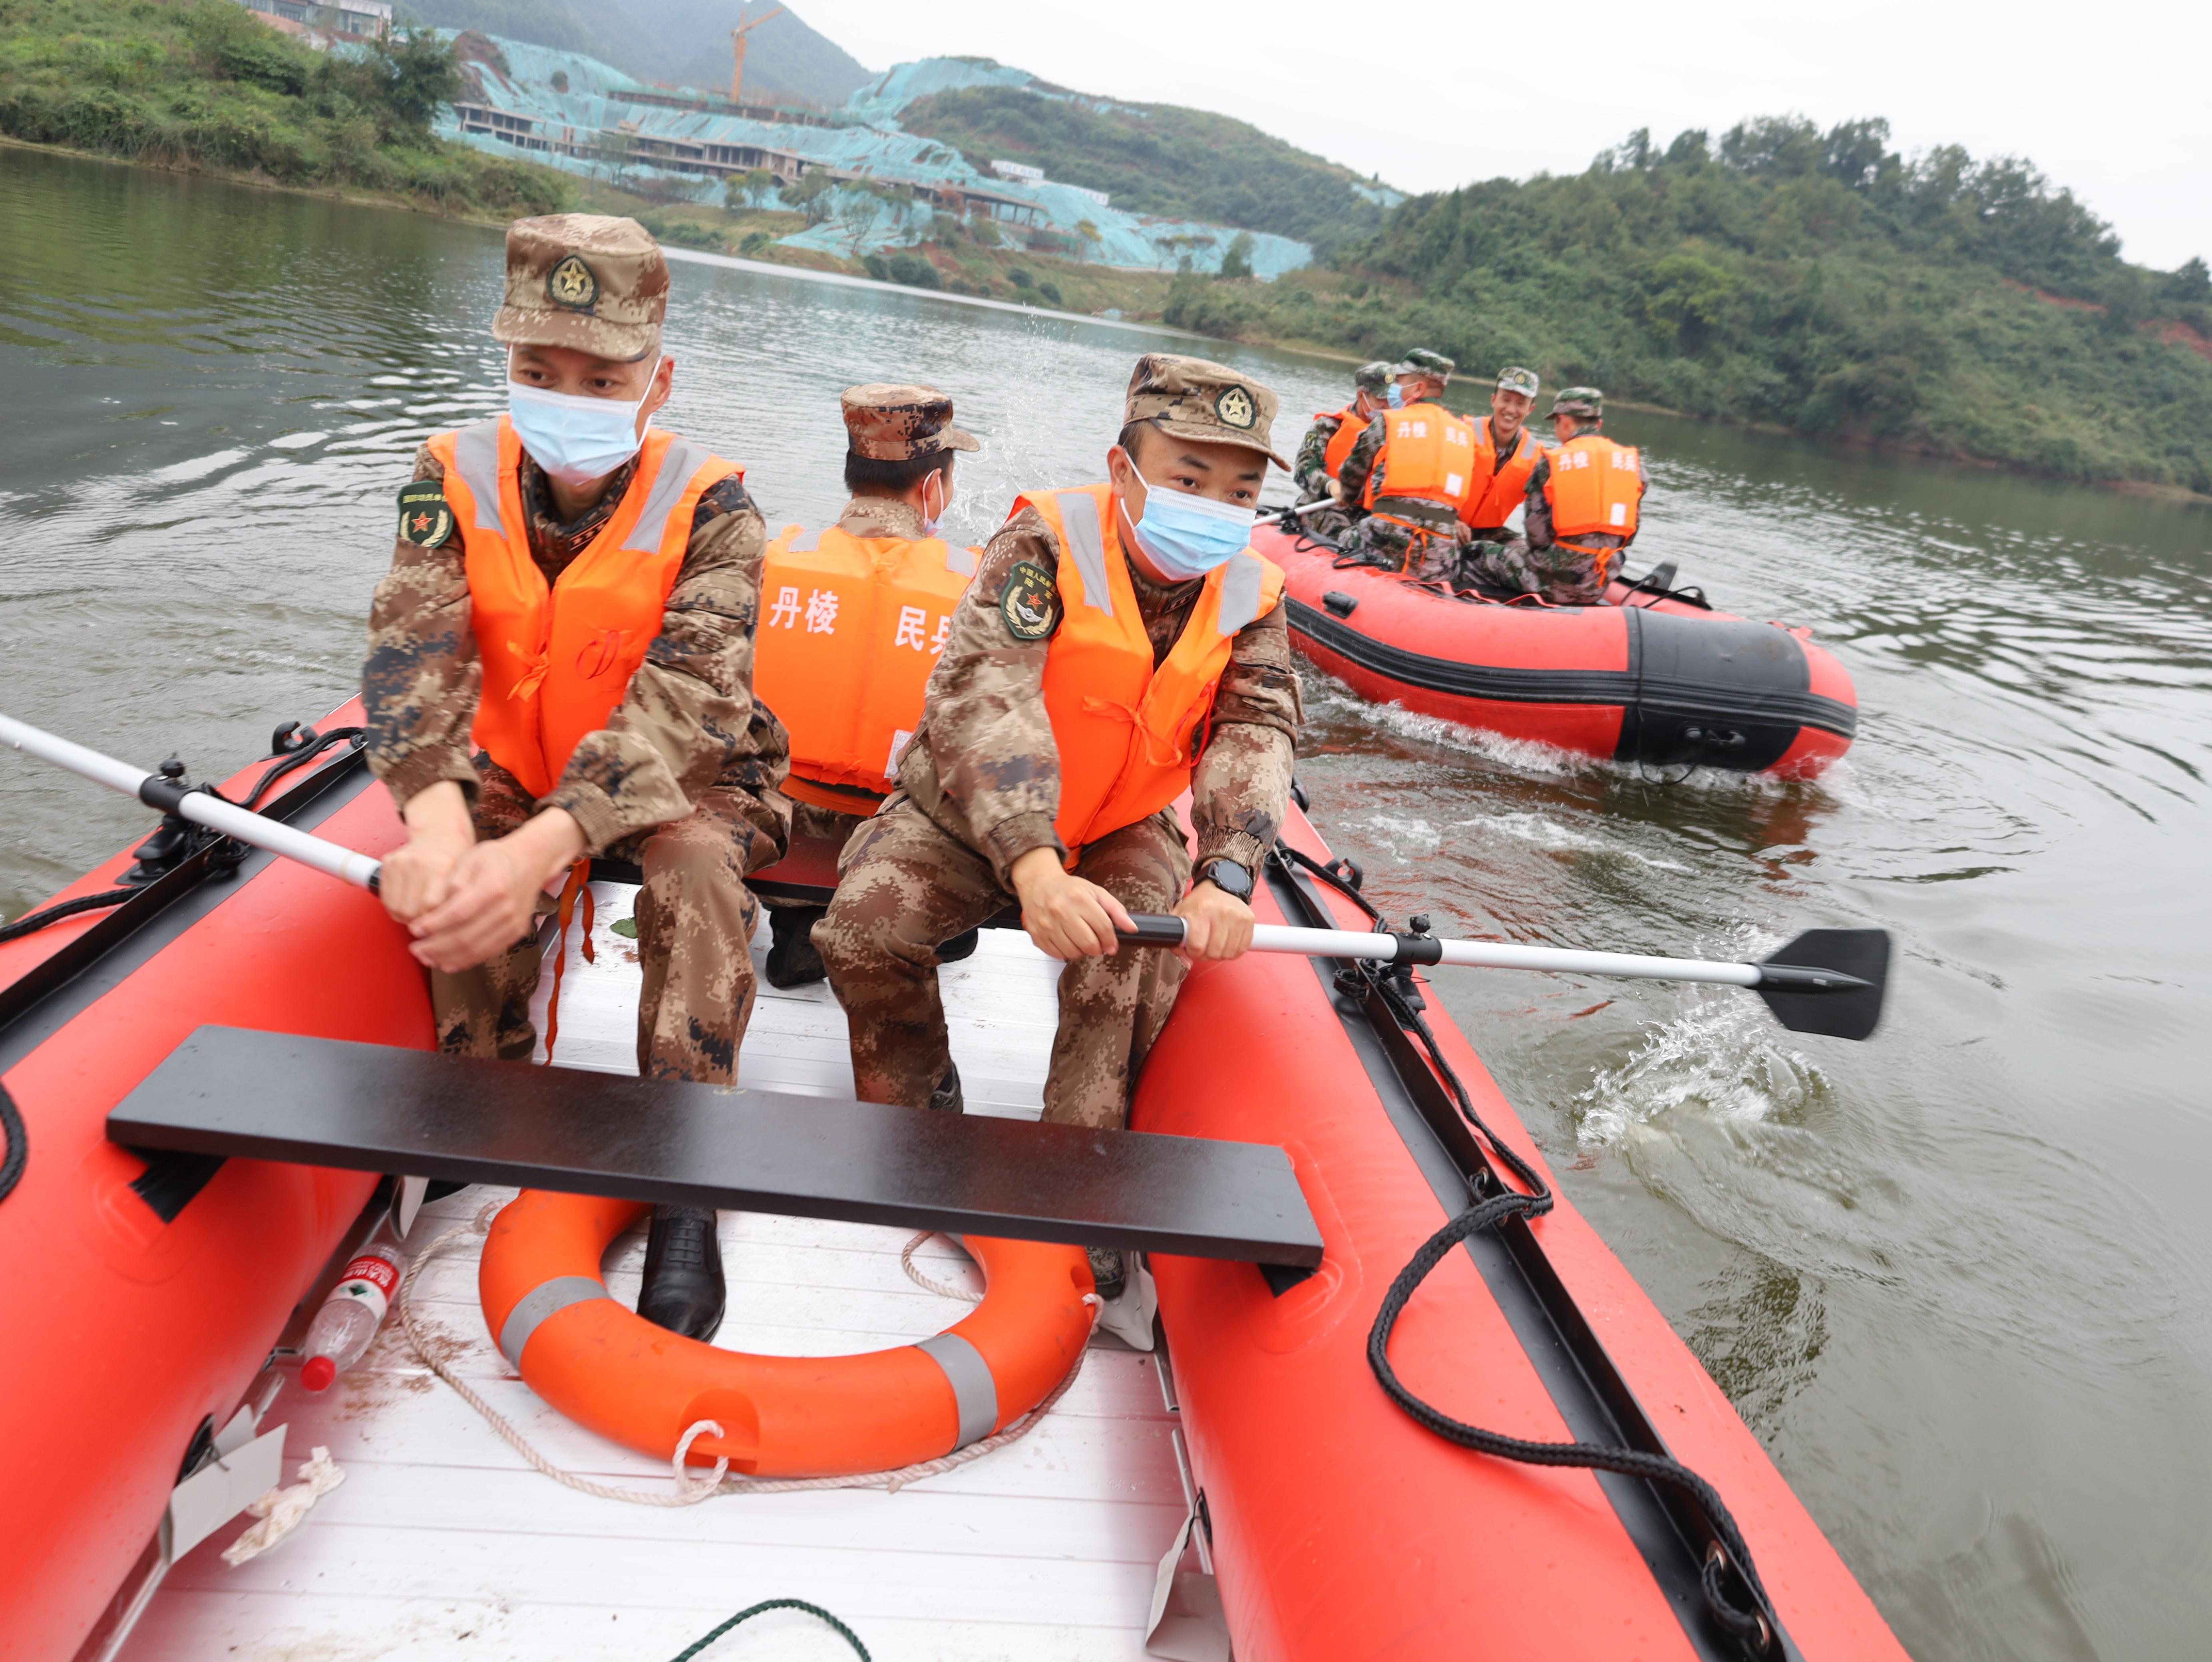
[666,1598,869,1661]
[1279,843,1779,1654]
[0,888,136,944]
[395,1206,1097,1506]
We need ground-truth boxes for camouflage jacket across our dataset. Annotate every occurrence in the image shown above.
[896,502,1302,886]
[1292,411,1347,498]
[361,440,790,857]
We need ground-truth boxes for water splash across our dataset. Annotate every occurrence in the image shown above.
[1572,994,1828,1149]
[1458,810,1691,871]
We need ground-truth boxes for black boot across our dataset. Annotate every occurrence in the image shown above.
[639,1205,726,1342]
[1085,1246,1126,1302]
[765,906,827,988]
[936,926,980,964]
[928,1062,964,1114]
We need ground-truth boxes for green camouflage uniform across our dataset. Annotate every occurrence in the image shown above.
[816,356,1303,1131]
[1291,360,1392,543]
[361,215,791,1082]
[1463,386,1643,605]
[1334,348,1466,578]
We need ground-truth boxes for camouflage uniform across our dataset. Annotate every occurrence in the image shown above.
[362,214,791,1083]
[1291,360,1392,543]
[1464,387,1644,606]
[816,356,1303,1131]
[761,384,983,989]
[1337,349,1465,580]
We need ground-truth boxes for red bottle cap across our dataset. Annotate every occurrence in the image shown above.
[300,1355,337,1392]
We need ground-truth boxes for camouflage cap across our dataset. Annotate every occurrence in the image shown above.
[1394,347,1455,384]
[1353,359,1395,395]
[840,383,980,460]
[491,214,668,362]
[1124,353,1287,469]
[1549,385,1604,418]
[1495,365,1541,399]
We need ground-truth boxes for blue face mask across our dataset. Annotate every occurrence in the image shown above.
[1124,466,1257,581]
[507,357,659,488]
[1386,383,1405,409]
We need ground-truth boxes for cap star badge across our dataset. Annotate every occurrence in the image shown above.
[546,253,599,312]
[395,481,453,547]
[1001,561,1062,642]
[1214,384,1257,429]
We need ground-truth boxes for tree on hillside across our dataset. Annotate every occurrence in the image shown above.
[1073,218,1100,264]
[723,167,774,211]
[1219,231,1255,281]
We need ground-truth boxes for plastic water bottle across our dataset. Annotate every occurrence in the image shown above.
[298,1226,408,1392]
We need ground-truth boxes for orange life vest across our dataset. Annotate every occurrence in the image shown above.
[1362,402,1477,511]
[430,417,739,799]
[1544,434,1643,559]
[1319,407,1369,481]
[1456,418,1543,531]
[756,522,977,812]
[1014,485,1285,853]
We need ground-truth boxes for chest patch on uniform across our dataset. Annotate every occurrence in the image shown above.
[1001,560,1062,642]
[396,481,454,547]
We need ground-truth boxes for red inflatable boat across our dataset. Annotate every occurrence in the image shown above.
[1262,523,1858,778]
[0,705,1905,1659]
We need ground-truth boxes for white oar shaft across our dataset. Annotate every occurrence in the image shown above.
[0,713,381,892]
[1245,923,1760,988]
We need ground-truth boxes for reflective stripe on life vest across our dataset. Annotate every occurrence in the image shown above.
[1456,418,1543,531]
[1362,402,1477,511]
[1319,407,1369,481]
[1544,433,1643,552]
[1014,484,1284,853]
[429,417,739,798]
[755,522,978,799]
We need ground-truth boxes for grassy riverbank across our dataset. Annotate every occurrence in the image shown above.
[0,0,567,216]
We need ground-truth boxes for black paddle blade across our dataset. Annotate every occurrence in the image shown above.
[1755,929,1891,1040]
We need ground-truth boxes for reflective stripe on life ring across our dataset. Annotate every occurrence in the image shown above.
[477,1191,1096,1477]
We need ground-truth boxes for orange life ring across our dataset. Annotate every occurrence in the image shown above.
[477,1191,1098,1477]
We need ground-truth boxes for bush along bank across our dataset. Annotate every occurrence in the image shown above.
[0,0,569,217]
[1179,119,2212,494]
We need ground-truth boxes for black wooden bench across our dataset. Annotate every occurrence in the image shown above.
[108,1026,1324,1268]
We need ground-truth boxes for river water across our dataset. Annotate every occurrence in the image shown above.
[4,148,2210,1660]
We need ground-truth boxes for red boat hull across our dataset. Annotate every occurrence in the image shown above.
[1136,809,1904,1659]
[1264,526,1856,778]
[0,705,427,1660]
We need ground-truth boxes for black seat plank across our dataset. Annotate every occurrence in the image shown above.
[108,1026,1325,1268]
[740,832,843,905]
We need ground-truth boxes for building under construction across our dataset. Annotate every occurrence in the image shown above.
[435,36,1313,278]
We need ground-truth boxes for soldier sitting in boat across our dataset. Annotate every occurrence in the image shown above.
[1291,358,1394,541]
[1453,365,1546,544]
[751,383,982,989]
[1462,386,1647,605]
[362,213,790,1342]
[1337,348,1477,582]
[815,354,1303,1299]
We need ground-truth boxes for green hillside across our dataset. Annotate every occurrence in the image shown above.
[897,84,1390,256]
[0,0,567,214]
[1196,119,2212,493]
[397,0,870,106]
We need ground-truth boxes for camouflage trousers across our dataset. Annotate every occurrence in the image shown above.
[430,757,790,1083]
[1289,491,1361,545]
[758,797,869,910]
[1463,538,1613,606]
[1341,512,1466,582]
[817,797,1192,1130]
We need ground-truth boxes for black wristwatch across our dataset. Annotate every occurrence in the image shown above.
[1196,857,1254,903]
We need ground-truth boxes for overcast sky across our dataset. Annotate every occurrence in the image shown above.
[815,0,2208,274]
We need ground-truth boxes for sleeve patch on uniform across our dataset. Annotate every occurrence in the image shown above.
[396,481,454,548]
[1001,560,1062,642]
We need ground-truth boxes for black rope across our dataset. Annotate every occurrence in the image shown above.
[1270,842,1778,1652]
[0,1085,23,1205]
[666,1599,869,1661]
[241,726,365,808]
[0,889,136,944]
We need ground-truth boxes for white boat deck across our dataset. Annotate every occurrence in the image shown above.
[124,886,1199,1662]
